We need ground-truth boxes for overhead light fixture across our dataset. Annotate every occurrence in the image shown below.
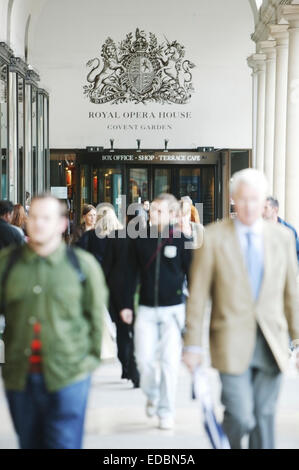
[110,139,114,152]
[164,139,169,152]
[86,146,104,152]
[136,139,141,152]
[196,146,214,152]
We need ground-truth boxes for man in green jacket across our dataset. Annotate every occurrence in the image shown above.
[0,194,108,449]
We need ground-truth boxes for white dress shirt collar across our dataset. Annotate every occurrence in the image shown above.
[234,217,264,236]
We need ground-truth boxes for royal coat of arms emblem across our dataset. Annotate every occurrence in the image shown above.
[83,28,195,105]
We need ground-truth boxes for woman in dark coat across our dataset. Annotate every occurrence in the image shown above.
[71,204,96,244]
[78,203,140,387]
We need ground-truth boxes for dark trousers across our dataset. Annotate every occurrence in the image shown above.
[6,373,91,449]
[109,302,139,383]
[116,320,139,383]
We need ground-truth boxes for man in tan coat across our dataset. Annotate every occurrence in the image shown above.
[183,168,299,449]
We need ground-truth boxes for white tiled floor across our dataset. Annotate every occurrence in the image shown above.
[1,359,299,449]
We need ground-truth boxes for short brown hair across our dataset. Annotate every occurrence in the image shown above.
[30,192,68,217]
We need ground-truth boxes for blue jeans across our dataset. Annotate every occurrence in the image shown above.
[6,373,91,449]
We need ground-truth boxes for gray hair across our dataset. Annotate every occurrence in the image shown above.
[230,168,268,198]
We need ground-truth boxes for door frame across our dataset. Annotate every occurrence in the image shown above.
[124,163,218,224]
[75,149,224,225]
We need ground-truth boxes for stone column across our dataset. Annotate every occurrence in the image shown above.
[281,5,299,230]
[247,55,258,168]
[269,25,289,218]
[259,40,276,193]
[254,53,267,173]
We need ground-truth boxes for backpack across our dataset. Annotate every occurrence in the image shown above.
[0,245,86,335]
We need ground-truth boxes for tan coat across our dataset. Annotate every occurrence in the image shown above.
[184,218,299,374]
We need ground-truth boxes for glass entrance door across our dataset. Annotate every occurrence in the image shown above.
[153,167,171,198]
[152,165,216,224]
[178,166,215,225]
[78,162,217,226]
[93,167,122,209]
[129,167,149,204]
[80,164,122,215]
[0,61,8,199]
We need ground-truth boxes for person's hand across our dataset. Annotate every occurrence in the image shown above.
[182,350,203,373]
[120,309,133,324]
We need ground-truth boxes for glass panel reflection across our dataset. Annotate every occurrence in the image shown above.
[80,164,91,207]
[179,167,201,201]
[32,87,37,194]
[9,72,17,202]
[92,167,122,214]
[154,168,171,198]
[179,167,215,225]
[18,76,24,203]
[0,62,8,199]
[129,168,148,204]
[43,96,49,189]
[37,92,44,193]
[24,83,32,200]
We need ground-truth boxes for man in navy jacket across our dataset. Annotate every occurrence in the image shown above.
[263,197,299,264]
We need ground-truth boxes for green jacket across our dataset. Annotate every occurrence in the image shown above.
[0,242,108,392]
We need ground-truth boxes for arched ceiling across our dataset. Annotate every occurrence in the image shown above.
[1,0,258,59]
[248,0,262,24]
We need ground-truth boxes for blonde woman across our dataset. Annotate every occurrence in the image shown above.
[77,203,121,263]
[78,203,140,387]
